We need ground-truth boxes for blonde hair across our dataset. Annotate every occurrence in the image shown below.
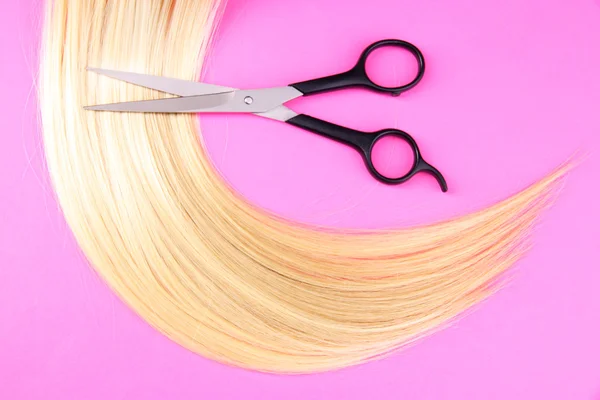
[40,0,570,373]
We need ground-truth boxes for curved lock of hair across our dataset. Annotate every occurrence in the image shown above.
[40,0,571,373]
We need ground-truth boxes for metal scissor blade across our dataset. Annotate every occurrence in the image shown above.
[84,92,234,113]
[86,87,304,114]
[87,67,234,97]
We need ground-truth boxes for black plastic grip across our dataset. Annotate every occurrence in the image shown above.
[291,39,426,97]
[288,114,371,150]
[287,114,447,191]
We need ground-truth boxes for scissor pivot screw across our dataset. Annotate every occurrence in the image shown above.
[244,96,254,105]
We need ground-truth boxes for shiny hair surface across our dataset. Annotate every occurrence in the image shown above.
[40,0,569,373]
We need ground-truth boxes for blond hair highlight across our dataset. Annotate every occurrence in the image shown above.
[40,0,570,373]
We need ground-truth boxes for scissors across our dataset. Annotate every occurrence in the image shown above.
[85,39,447,192]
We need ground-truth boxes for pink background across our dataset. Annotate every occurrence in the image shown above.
[2,0,600,398]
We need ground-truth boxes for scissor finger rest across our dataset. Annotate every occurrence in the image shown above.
[286,114,447,192]
[365,129,447,191]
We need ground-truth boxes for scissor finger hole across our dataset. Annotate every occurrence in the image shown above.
[371,134,415,179]
[365,46,421,89]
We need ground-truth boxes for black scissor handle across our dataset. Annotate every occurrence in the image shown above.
[291,39,426,97]
[362,129,446,190]
[286,114,447,191]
